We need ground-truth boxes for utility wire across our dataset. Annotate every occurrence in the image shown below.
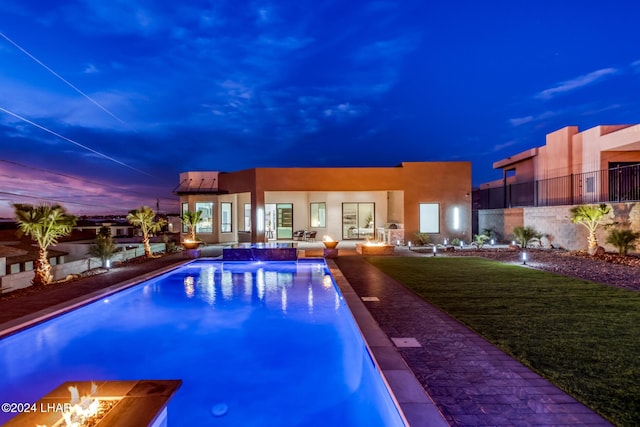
[0,106,158,178]
[0,31,134,132]
[0,159,176,202]
[0,190,139,211]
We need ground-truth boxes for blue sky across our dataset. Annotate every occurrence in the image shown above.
[1,1,640,217]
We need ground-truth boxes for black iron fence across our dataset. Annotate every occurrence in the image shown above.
[475,163,640,209]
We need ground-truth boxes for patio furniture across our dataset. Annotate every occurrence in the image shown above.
[304,231,317,241]
[293,230,305,240]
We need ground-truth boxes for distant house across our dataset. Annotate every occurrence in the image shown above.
[74,218,135,238]
[479,125,640,208]
[175,162,472,245]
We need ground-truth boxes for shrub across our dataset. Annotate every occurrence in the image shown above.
[472,234,491,248]
[414,232,431,246]
[512,226,542,249]
[606,228,640,256]
[88,234,116,268]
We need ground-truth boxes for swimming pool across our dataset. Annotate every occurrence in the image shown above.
[0,260,405,426]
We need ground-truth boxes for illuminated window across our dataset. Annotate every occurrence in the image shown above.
[195,202,213,233]
[419,203,439,233]
[181,203,189,233]
[221,202,232,233]
[244,204,251,231]
[310,202,326,228]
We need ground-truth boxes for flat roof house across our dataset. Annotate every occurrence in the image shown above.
[175,162,471,245]
[480,124,640,208]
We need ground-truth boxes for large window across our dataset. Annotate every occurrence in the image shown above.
[195,202,213,233]
[342,203,374,239]
[221,203,232,233]
[244,204,251,231]
[419,203,439,233]
[310,202,326,228]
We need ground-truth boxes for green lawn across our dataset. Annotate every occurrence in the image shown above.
[367,256,640,426]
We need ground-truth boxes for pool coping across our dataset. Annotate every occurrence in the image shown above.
[327,259,449,427]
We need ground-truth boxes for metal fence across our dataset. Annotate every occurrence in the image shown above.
[476,163,640,209]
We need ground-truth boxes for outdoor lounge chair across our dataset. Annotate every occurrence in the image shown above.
[304,231,317,241]
[293,230,305,241]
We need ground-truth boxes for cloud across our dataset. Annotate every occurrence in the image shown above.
[535,68,618,100]
[509,116,534,127]
[84,63,99,74]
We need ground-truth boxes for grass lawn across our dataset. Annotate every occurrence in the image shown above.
[367,256,640,426]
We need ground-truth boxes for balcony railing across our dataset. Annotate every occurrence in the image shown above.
[475,163,640,209]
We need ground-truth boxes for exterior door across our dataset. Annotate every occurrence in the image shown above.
[267,203,293,239]
[342,203,375,239]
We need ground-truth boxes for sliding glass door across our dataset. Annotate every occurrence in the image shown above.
[342,203,374,239]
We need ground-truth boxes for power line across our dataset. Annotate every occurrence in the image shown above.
[0,31,135,132]
[0,106,159,178]
[0,159,176,202]
[0,190,139,211]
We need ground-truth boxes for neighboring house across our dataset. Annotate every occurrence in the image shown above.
[175,162,472,245]
[475,124,640,250]
[74,217,135,237]
[479,124,640,209]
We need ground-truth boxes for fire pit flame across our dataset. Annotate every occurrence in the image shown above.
[61,383,101,427]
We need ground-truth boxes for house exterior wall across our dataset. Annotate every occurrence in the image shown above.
[493,124,640,183]
[177,162,471,244]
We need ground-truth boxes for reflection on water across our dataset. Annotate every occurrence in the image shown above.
[181,262,317,314]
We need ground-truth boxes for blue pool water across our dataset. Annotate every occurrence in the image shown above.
[0,260,404,426]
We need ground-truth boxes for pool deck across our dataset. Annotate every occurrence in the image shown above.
[0,243,613,426]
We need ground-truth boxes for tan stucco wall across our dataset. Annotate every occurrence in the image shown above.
[180,162,471,244]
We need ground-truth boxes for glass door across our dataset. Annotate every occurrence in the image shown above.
[276,203,293,239]
[342,203,375,239]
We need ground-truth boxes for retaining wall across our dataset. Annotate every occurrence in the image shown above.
[479,202,640,251]
[0,243,165,294]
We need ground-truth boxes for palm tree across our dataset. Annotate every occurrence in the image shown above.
[181,210,203,242]
[88,234,116,268]
[606,228,640,256]
[512,225,542,248]
[127,206,166,258]
[569,204,611,255]
[13,203,77,286]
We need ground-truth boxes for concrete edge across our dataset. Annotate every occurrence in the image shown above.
[0,260,192,339]
[326,259,449,427]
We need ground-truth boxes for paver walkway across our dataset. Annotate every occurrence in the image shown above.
[334,255,613,427]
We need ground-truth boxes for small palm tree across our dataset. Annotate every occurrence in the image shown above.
[512,226,542,249]
[88,234,116,268]
[569,204,611,255]
[13,203,77,286]
[606,228,640,256]
[182,210,203,241]
[127,206,166,258]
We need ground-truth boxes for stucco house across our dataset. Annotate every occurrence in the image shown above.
[476,124,640,250]
[480,124,640,208]
[175,162,472,245]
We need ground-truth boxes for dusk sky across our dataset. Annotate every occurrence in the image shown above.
[1,1,640,217]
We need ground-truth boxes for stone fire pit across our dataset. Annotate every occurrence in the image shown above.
[356,243,395,256]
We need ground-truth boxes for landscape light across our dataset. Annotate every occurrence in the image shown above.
[522,251,527,265]
[432,246,436,256]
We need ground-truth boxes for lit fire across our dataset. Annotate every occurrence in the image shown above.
[63,383,100,426]
[364,241,387,246]
[36,383,118,427]
[322,236,334,242]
